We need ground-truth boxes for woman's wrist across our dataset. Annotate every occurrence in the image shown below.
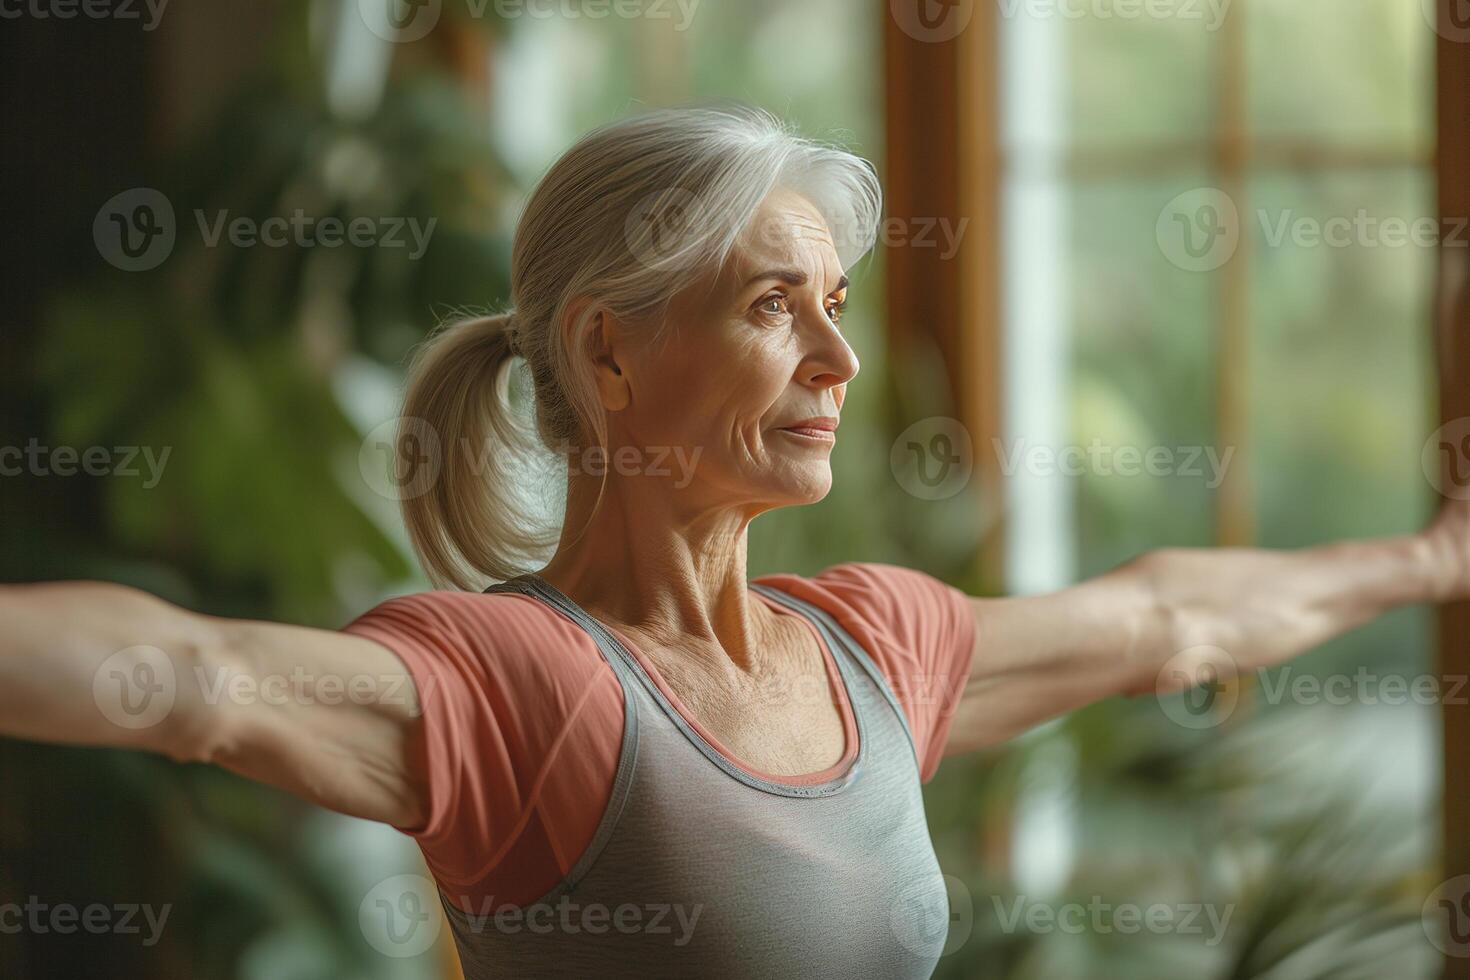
[1418,507,1470,605]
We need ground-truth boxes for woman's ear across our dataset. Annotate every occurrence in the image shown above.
[565,298,630,411]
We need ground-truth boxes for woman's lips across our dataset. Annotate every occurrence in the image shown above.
[778,426,836,442]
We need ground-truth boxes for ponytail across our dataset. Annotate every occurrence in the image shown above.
[399,312,557,590]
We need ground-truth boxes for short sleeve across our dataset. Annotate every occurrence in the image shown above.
[339,590,623,908]
[753,562,976,783]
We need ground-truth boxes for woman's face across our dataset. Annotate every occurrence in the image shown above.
[598,187,859,515]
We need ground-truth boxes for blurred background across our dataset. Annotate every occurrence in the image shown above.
[1,0,1465,977]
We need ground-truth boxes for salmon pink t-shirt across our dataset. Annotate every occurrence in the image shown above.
[340,561,976,910]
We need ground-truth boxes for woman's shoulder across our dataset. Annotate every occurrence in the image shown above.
[753,560,970,639]
[340,588,625,907]
[340,587,616,689]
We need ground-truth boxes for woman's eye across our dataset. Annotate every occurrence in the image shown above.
[758,296,788,317]
[826,300,848,324]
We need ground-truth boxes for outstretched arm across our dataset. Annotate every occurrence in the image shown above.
[942,499,1469,754]
[0,581,427,828]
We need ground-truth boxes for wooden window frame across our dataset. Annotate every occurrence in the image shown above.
[1435,3,1470,977]
[886,4,1465,972]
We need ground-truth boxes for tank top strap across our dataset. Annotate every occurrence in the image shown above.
[487,573,921,791]
[485,574,664,701]
[747,580,917,755]
[480,574,643,883]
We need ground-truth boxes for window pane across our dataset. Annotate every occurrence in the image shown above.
[1067,176,1222,577]
[1247,168,1436,675]
[1247,0,1434,150]
[1060,5,1221,149]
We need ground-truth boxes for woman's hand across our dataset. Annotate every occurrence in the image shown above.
[0,582,428,829]
[1423,496,1470,603]
[941,514,1460,756]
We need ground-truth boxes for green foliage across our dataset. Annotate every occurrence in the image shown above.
[3,11,514,979]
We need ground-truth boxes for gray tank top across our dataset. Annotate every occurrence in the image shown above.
[437,572,951,979]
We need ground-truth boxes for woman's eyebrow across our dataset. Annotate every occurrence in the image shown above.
[742,270,850,294]
[743,268,808,288]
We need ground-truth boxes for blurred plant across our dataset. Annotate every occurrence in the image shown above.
[928,700,1438,980]
[1,4,513,978]
[32,7,515,620]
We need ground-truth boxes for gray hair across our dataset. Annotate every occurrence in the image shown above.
[399,102,882,590]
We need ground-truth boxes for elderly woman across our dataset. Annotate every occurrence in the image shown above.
[1,104,1466,979]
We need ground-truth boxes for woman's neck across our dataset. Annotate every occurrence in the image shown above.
[535,473,775,671]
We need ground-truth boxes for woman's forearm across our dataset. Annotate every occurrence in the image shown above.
[952,528,1458,751]
[1124,531,1452,691]
[0,582,216,759]
[2,581,430,825]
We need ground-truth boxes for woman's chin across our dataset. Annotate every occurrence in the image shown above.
[765,467,833,505]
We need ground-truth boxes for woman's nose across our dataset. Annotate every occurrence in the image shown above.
[800,312,860,390]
